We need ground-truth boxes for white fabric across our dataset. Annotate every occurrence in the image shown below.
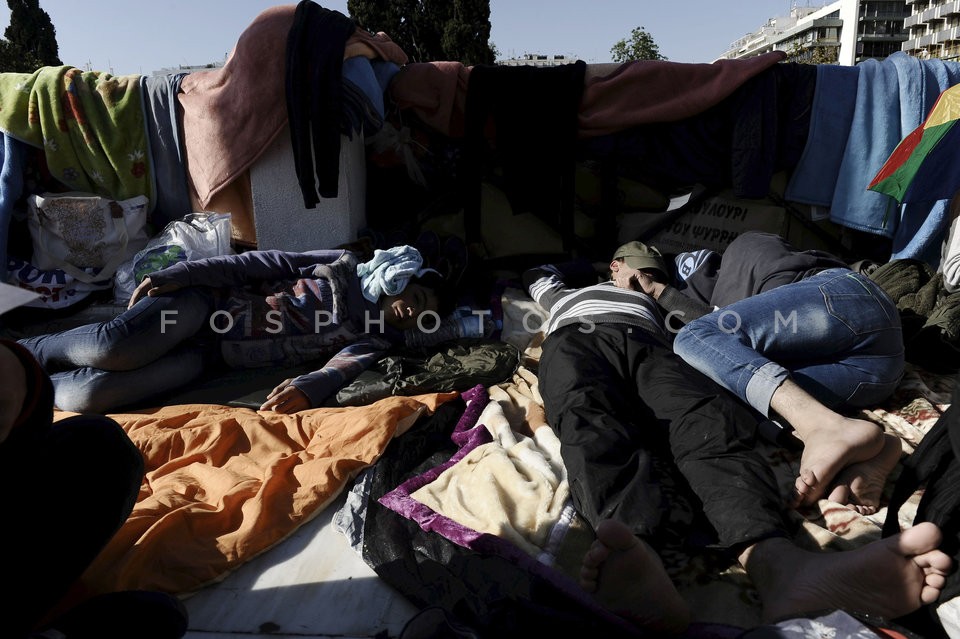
[940,198,960,293]
[765,610,883,638]
[939,596,960,639]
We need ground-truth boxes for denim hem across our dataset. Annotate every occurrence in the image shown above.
[744,361,790,416]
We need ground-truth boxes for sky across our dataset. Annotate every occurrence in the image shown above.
[0,1,815,76]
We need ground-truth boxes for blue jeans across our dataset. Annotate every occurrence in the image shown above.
[18,288,216,413]
[673,268,904,416]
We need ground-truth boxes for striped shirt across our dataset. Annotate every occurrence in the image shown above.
[523,264,669,344]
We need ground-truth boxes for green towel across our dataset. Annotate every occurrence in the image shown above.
[0,65,153,206]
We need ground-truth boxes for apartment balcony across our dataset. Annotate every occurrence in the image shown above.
[905,13,920,27]
[917,0,960,23]
[935,25,960,42]
[813,17,843,28]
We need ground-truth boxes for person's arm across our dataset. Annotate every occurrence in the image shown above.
[148,249,349,290]
[522,260,596,313]
[0,340,52,444]
[610,266,713,326]
[129,249,353,308]
[655,283,715,325]
[261,336,392,412]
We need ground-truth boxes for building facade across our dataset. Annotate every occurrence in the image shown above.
[903,0,960,61]
[718,0,909,65]
[496,53,579,67]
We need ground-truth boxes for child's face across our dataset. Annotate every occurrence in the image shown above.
[380,283,439,330]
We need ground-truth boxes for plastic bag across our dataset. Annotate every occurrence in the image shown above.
[113,212,233,303]
[403,306,501,349]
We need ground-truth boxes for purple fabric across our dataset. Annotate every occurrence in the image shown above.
[378,385,493,548]
[378,384,638,634]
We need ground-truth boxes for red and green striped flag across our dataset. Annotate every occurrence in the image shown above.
[869,84,960,204]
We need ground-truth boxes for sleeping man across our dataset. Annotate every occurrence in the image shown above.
[613,232,904,513]
[524,253,951,634]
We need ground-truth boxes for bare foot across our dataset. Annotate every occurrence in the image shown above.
[580,519,690,635]
[827,433,903,514]
[747,522,952,623]
[792,416,886,508]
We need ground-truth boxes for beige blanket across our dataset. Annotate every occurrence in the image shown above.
[410,368,574,558]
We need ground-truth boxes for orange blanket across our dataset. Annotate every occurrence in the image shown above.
[55,393,454,597]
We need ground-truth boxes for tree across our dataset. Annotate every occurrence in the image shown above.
[610,26,665,63]
[347,0,494,65]
[0,0,61,72]
[786,42,838,65]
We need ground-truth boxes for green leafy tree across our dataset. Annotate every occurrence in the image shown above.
[0,0,61,72]
[347,0,494,65]
[786,42,838,65]
[610,26,665,62]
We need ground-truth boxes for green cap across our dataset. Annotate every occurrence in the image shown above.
[612,240,668,277]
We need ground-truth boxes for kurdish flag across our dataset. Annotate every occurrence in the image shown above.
[869,83,960,204]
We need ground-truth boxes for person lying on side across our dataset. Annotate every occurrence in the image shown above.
[19,245,453,414]
[611,232,904,513]
[523,258,951,636]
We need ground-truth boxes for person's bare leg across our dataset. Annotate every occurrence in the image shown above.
[740,522,952,623]
[769,379,889,508]
[579,519,690,635]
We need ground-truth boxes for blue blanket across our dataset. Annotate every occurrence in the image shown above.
[0,134,26,282]
[784,64,859,207]
[829,53,960,264]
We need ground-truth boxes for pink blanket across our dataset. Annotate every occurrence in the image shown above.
[179,5,407,209]
[388,52,786,140]
[389,61,472,138]
[578,51,787,137]
[179,5,294,209]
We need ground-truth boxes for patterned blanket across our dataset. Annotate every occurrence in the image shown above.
[0,65,153,204]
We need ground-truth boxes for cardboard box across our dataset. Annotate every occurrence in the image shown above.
[639,192,786,254]
[619,188,840,255]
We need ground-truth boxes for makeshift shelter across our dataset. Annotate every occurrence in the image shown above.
[3,3,960,639]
